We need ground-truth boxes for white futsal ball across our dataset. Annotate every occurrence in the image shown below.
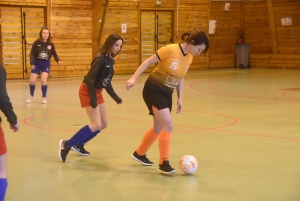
[179,155,198,174]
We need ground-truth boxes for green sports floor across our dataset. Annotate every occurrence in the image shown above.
[3,68,300,201]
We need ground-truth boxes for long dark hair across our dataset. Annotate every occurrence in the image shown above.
[181,30,209,54]
[38,26,51,43]
[99,34,123,58]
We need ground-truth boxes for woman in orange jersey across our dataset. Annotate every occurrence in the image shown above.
[126,31,209,175]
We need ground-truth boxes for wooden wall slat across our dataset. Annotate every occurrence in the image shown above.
[3,0,299,77]
[244,2,272,54]
[0,7,23,79]
[208,1,241,68]
[1,0,46,6]
[175,0,209,69]
[100,9,139,74]
[273,0,300,54]
[50,3,92,77]
[250,53,300,68]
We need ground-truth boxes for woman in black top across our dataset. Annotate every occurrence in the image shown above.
[58,34,123,162]
[0,63,19,200]
[26,26,62,104]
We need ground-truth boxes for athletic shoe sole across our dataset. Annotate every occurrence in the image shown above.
[70,146,90,156]
[131,154,154,166]
[158,169,176,175]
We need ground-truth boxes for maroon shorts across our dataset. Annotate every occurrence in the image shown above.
[79,83,104,107]
[0,125,7,156]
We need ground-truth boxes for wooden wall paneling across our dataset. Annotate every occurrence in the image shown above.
[101,9,139,74]
[21,7,26,78]
[0,7,23,79]
[175,12,208,43]
[140,0,175,9]
[157,11,173,50]
[241,2,245,29]
[209,1,242,68]
[46,0,50,28]
[266,0,278,54]
[98,0,210,72]
[108,0,139,9]
[141,11,156,71]
[51,0,91,6]
[244,2,273,54]
[273,0,300,54]
[250,54,300,68]
[0,0,46,6]
[140,11,173,72]
[50,3,92,77]
[176,0,209,69]
[141,7,174,72]
[207,0,211,68]
[92,0,108,58]
[23,7,45,79]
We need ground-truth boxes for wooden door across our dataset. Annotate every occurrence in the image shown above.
[141,11,156,71]
[0,6,44,79]
[23,7,46,79]
[141,11,173,72]
[157,11,173,50]
[0,7,23,79]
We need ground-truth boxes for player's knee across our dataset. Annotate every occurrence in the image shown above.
[0,165,7,178]
[153,128,161,134]
[164,123,173,132]
[93,122,107,131]
[100,122,108,130]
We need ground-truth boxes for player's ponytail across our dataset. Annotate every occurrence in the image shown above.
[181,32,191,41]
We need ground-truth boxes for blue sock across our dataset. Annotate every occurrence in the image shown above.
[29,84,35,96]
[78,130,100,145]
[0,178,8,201]
[41,85,47,97]
[66,125,93,147]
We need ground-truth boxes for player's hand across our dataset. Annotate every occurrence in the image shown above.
[10,123,19,132]
[176,99,183,113]
[58,61,62,66]
[31,65,35,70]
[126,78,136,91]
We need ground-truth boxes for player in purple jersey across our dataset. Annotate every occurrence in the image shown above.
[26,26,62,104]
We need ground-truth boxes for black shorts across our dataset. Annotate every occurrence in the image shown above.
[143,78,173,115]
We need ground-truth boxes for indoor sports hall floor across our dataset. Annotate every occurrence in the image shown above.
[3,68,300,201]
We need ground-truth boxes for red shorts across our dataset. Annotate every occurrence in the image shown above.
[0,125,7,156]
[79,82,104,107]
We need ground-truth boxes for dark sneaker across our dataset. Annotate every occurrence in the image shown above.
[131,151,154,166]
[71,144,90,156]
[158,161,176,175]
[59,140,70,162]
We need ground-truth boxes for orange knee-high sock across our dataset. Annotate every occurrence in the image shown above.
[158,131,171,164]
[136,128,158,156]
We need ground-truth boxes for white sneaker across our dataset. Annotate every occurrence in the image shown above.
[42,97,47,104]
[26,96,34,103]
